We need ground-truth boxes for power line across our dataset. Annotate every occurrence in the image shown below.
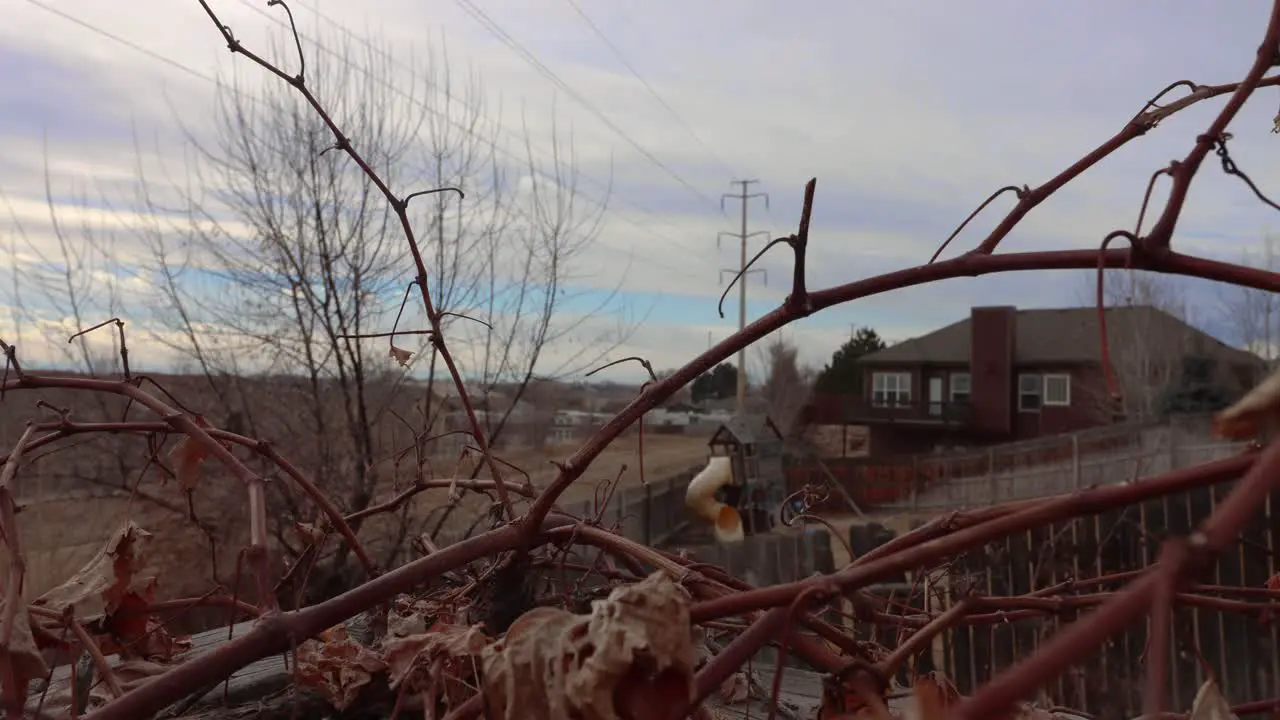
[19,0,717,288]
[718,179,770,414]
[452,0,724,215]
[559,0,738,179]
[22,0,218,85]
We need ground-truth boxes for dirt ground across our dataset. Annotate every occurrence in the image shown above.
[10,433,713,606]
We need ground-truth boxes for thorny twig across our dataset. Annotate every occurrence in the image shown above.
[585,356,658,382]
[929,185,1027,263]
[67,318,131,380]
[717,235,786,319]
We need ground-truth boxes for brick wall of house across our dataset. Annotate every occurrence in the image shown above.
[1009,364,1112,440]
[970,306,1016,436]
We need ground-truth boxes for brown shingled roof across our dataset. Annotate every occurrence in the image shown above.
[855,306,1261,367]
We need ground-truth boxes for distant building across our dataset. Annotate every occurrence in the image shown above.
[805,305,1263,458]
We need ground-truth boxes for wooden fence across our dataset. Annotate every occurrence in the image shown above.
[679,530,835,666]
[787,415,1239,511]
[552,466,706,546]
[844,481,1280,718]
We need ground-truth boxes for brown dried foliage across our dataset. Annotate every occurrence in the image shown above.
[3,2,1280,719]
[294,624,387,711]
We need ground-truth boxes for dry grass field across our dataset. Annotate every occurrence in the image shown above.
[0,372,714,624]
[9,432,713,613]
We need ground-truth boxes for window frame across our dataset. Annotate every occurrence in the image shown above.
[949,372,972,404]
[871,371,912,407]
[1043,373,1071,406]
[1017,373,1042,412]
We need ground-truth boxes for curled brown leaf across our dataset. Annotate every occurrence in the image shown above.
[294,625,387,711]
[389,345,414,368]
[481,572,697,720]
[32,521,156,627]
[718,671,749,704]
[167,415,217,492]
[383,621,487,710]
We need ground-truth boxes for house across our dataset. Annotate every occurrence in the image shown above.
[545,409,624,444]
[647,409,694,428]
[811,305,1263,457]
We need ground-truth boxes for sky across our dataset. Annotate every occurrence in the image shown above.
[3,0,1280,383]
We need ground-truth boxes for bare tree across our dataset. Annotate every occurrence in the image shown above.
[1219,232,1280,366]
[0,162,146,497]
[1,156,131,378]
[119,30,626,596]
[750,333,813,437]
[1075,269,1193,421]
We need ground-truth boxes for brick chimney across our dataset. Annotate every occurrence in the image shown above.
[969,306,1016,436]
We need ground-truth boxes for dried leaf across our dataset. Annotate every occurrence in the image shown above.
[295,624,387,711]
[906,673,960,720]
[1189,680,1237,720]
[387,607,427,639]
[383,621,487,708]
[718,671,749,704]
[1214,366,1280,439]
[288,521,327,547]
[32,521,156,626]
[390,345,414,368]
[168,415,216,492]
[388,595,451,638]
[481,571,697,720]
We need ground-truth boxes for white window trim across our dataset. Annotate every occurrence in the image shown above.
[871,371,912,407]
[1043,373,1071,406]
[949,372,971,402]
[1017,373,1042,412]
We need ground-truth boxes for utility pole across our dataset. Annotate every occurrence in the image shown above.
[718,179,769,415]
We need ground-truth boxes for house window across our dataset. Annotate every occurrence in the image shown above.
[1018,374,1042,411]
[871,372,911,407]
[1044,374,1071,406]
[950,373,971,404]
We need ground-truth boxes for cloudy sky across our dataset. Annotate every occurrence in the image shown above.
[3,0,1280,382]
